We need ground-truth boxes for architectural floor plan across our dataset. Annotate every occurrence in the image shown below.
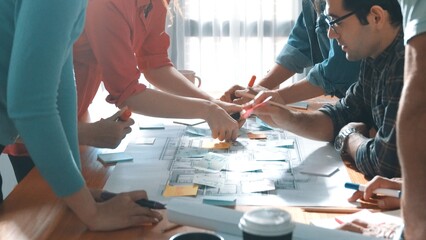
[104,117,357,207]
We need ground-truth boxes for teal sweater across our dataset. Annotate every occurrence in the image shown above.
[0,0,87,197]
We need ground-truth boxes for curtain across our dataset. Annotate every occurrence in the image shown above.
[167,0,301,96]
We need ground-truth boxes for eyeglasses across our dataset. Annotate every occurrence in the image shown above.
[323,10,357,34]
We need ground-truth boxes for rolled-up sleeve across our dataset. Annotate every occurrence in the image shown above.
[401,0,426,44]
[83,0,148,107]
[307,40,361,98]
[276,12,360,98]
[354,58,403,178]
[135,0,172,71]
[276,13,313,74]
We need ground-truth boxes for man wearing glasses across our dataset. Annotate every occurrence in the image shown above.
[245,0,404,180]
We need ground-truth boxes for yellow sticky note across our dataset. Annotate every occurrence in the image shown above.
[201,140,231,149]
[162,184,199,197]
[247,132,267,140]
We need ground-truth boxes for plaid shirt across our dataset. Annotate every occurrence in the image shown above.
[319,30,404,178]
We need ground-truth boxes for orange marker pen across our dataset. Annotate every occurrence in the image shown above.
[117,108,132,121]
[248,75,257,88]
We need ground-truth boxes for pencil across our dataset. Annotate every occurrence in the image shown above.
[161,223,182,233]
[248,75,257,88]
[238,92,289,110]
[100,191,166,209]
[302,207,367,214]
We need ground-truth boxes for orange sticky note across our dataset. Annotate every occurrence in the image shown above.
[162,184,199,197]
[201,141,231,149]
[247,132,267,140]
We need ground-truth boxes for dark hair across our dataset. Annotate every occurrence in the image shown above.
[342,0,402,27]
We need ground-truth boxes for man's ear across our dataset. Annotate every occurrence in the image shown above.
[369,5,386,26]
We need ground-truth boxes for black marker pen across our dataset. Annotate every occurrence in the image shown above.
[100,191,166,209]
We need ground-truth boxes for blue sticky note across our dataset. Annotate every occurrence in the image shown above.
[203,197,237,206]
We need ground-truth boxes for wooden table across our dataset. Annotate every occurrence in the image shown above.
[0,96,369,240]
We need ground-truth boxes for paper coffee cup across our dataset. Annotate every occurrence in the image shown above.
[239,208,295,240]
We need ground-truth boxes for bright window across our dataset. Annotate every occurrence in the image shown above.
[167,0,301,96]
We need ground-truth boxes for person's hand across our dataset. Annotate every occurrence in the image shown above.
[212,99,246,128]
[64,188,163,231]
[205,103,241,141]
[220,85,245,103]
[90,190,163,231]
[212,99,242,114]
[234,85,270,101]
[348,176,402,210]
[220,85,269,105]
[243,90,290,128]
[338,219,401,239]
[79,110,135,148]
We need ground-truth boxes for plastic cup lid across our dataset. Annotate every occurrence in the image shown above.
[238,208,295,237]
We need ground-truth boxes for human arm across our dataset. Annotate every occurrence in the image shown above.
[319,52,403,178]
[220,12,315,104]
[220,63,295,104]
[275,10,359,99]
[220,63,322,105]
[257,63,296,90]
[338,176,402,238]
[337,219,401,239]
[123,88,240,141]
[64,187,163,231]
[264,39,360,104]
[144,66,215,101]
[267,39,360,105]
[398,32,426,240]
[226,47,359,106]
[82,1,240,141]
[347,176,401,210]
[272,38,361,104]
[275,79,325,104]
[222,26,360,105]
[306,39,361,98]
[246,91,335,142]
[6,0,162,230]
[144,65,242,117]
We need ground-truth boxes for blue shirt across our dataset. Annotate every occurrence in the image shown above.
[319,31,405,179]
[0,0,87,197]
[276,0,360,98]
[399,0,426,44]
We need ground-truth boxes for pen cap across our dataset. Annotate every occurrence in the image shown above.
[344,182,360,191]
[230,112,241,121]
[239,208,295,240]
[119,109,132,121]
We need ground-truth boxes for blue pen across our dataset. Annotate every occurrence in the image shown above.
[100,191,166,209]
[345,182,401,199]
